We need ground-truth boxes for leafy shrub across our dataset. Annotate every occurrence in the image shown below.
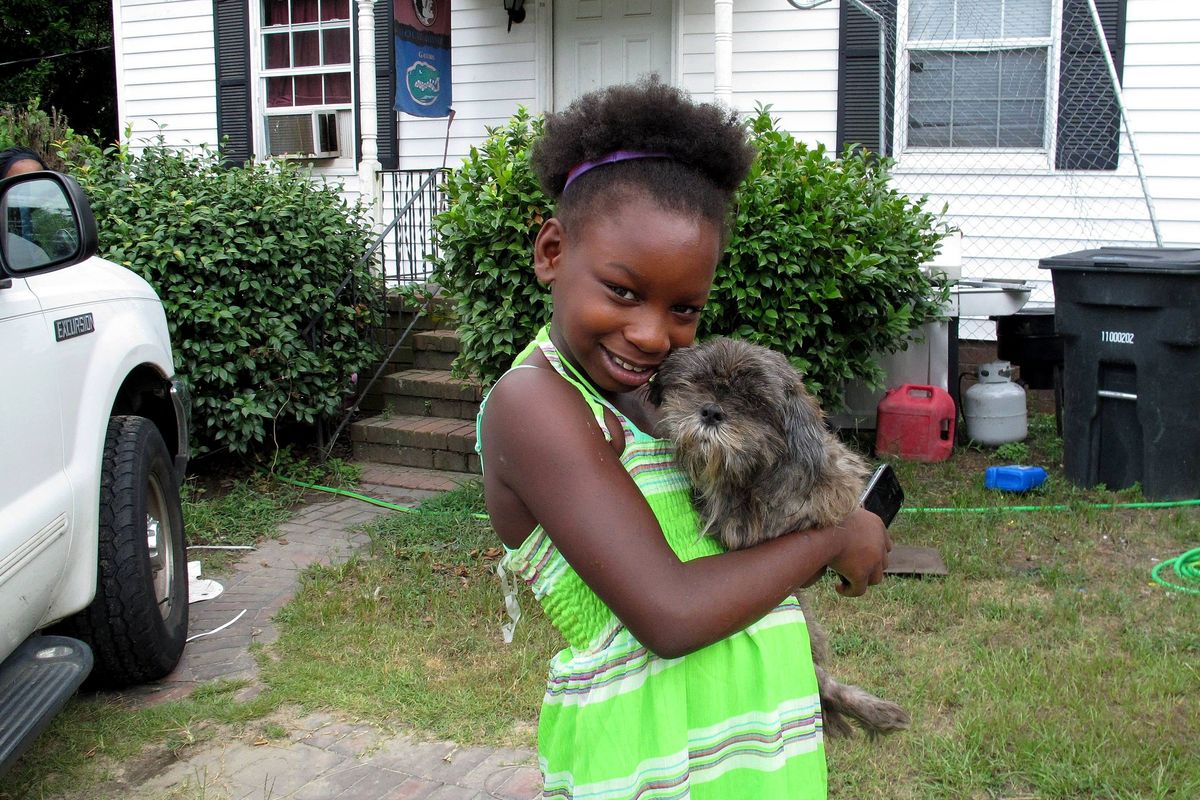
[431,108,550,380]
[433,107,948,404]
[68,141,383,455]
[994,441,1031,463]
[704,111,949,403]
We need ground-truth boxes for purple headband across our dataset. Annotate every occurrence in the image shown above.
[562,150,672,192]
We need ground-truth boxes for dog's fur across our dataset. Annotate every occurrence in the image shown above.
[649,337,910,739]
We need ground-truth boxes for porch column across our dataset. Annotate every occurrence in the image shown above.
[713,0,733,105]
[357,0,382,227]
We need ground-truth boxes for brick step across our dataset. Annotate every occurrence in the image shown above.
[352,412,476,450]
[355,461,479,494]
[353,441,480,474]
[380,369,484,404]
[412,329,462,353]
[414,348,456,371]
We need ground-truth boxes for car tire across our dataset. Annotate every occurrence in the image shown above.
[59,415,188,687]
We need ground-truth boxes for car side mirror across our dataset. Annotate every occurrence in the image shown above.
[0,171,99,275]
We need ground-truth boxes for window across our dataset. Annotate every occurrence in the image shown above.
[262,0,352,109]
[836,0,1127,171]
[903,0,1052,150]
[258,0,353,158]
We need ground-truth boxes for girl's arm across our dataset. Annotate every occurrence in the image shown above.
[481,366,891,659]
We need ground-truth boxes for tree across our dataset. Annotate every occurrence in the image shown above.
[0,0,117,140]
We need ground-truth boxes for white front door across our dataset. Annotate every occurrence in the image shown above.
[553,0,673,111]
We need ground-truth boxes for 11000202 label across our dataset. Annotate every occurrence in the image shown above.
[1101,330,1135,344]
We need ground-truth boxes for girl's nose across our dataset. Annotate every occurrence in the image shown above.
[626,315,670,355]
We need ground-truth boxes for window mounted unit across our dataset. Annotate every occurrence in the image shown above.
[266,111,339,157]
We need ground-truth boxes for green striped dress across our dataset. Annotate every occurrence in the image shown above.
[480,327,827,799]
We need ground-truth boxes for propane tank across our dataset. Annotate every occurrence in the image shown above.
[964,361,1028,445]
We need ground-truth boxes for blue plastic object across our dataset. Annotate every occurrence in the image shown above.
[985,465,1048,492]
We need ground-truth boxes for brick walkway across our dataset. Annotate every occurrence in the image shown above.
[130,470,540,800]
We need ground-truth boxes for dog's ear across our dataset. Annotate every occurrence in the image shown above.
[779,370,829,478]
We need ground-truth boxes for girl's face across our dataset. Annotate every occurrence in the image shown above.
[534,192,722,398]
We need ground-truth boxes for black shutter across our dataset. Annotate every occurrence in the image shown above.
[214,0,253,166]
[836,1,897,157]
[375,0,399,169]
[1056,0,1127,171]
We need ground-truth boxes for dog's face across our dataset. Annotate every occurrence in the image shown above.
[650,338,829,490]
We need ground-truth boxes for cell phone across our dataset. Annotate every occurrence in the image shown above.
[859,464,904,528]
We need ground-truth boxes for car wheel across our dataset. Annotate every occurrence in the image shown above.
[60,415,188,687]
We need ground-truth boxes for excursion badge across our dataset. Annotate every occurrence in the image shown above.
[54,312,95,342]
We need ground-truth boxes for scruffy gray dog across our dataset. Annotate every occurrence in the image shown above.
[650,337,910,739]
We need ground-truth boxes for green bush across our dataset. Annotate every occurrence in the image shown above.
[704,110,950,402]
[1,99,94,171]
[431,108,550,380]
[68,141,383,455]
[432,107,948,405]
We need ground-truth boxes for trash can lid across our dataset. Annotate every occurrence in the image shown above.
[1039,247,1200,275]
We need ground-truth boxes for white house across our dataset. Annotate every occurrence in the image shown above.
[111,0,1200,326]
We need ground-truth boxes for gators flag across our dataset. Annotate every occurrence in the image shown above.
[395,0,452,117]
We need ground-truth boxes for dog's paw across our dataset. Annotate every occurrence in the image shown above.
[857,699,911,740]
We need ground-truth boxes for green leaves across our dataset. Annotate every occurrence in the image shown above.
[431,106,949,405]
[67,140,383,455]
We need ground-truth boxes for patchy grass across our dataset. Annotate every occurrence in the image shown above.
[6,415,1197,798]
[257,483,560,746]
[0,681,278,800]
[262,414,1200,797]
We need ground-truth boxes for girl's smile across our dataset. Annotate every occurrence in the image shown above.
[534,193,723,399]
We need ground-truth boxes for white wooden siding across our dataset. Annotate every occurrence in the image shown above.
[113,0,218,151]
[679,0,840,143]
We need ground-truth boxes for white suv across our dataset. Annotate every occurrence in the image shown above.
[0,171,190,772]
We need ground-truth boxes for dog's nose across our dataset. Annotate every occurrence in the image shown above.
[699,403,726,425]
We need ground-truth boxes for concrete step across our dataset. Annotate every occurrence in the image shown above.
[351,413,481,474]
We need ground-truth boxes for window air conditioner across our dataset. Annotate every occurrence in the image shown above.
[267,111,339,158]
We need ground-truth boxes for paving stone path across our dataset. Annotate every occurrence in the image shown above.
[128,473,540,800]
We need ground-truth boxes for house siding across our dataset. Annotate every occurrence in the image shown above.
[113,0,219,151]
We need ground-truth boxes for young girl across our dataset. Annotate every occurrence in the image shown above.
[477,80,892,799]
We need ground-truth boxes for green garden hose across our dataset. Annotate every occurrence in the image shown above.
[1150,547,1200,595]
[270,472,1199,592]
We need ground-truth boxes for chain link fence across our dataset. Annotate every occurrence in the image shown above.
[833,0,1160,339]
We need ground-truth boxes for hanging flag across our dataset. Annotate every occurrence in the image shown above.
[395,0,452,117]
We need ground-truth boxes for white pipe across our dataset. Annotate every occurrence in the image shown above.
[357,0,383,230]
[1085,0,1162,246]
[714,0,733,106]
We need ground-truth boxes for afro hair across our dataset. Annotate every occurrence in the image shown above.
[530,77,756,234]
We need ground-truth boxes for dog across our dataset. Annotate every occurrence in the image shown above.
[649,337,910,739]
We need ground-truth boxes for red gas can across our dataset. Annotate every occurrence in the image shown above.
[875,384,956,463]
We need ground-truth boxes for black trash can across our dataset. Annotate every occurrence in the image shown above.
[1039,247,1200,499]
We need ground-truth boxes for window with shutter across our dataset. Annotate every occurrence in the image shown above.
[837,0,1126,171]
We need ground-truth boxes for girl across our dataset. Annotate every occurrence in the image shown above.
[477,80,892,799]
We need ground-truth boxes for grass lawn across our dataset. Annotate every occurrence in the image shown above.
[258,413,1199,798]
[5,416,1197,799]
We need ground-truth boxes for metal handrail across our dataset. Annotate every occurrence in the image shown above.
[300,167,443,341]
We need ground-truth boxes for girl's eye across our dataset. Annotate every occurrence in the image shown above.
[606,284,635,300]
[673,305,704,317]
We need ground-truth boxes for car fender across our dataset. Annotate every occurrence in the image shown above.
[38,294,180,625]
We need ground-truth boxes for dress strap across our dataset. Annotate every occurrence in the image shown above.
[532,329,635,446]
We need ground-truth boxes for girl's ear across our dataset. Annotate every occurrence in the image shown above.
[534,217,566,286]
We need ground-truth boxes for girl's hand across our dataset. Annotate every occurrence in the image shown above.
[825,507,892,597]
